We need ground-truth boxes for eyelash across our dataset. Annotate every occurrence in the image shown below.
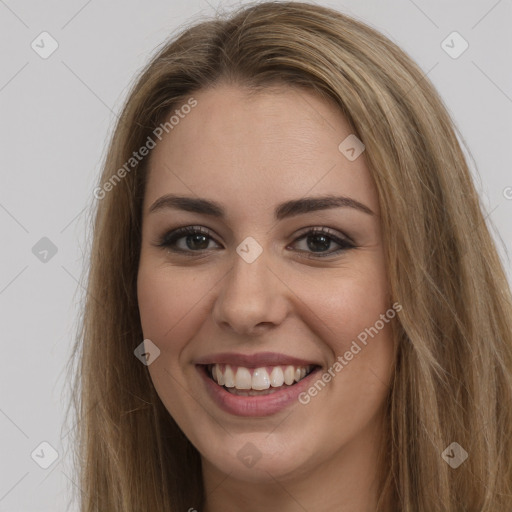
[156,225,356,259]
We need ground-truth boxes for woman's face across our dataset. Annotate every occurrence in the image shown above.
[137,83,396,487]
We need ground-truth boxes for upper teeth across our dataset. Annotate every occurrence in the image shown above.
[210,364,312,390]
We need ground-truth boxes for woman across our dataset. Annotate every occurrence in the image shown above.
[69,1,512,510]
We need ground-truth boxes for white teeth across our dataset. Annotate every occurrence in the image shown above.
[284,365,295,385]
[235,367,252,389]
[210,363,314,390]
[224,365,235,388]
[270,366,284,387]
[216,365,225,386]
[252,368,270,390]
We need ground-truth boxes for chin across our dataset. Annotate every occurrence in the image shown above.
[197,429,320,484]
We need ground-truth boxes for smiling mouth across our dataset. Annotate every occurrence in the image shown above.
[202,363,319,396]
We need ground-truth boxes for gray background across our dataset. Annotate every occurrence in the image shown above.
[0,0,511,510]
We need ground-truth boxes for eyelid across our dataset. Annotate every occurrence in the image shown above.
[159,225,353,244]
[157,225,220,248]
[293,225,355,245]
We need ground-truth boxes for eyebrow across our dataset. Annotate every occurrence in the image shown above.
[148,194,374,219]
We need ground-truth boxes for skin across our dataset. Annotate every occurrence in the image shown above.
[137,83,396,511]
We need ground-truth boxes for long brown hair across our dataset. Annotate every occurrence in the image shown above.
[67,2,512,510]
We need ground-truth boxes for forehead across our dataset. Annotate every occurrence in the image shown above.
[143,84,379,218]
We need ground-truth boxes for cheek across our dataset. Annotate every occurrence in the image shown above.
[137,263,210,344]
[296,261,394,404]
[136,262,214,430]
[296,257,391,348]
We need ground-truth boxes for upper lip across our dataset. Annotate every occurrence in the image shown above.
[195,351,321,368]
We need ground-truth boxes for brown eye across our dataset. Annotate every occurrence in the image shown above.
[158,226,221,253]
[289,228,355,258]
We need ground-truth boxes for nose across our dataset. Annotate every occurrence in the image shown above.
[212,250,290,336]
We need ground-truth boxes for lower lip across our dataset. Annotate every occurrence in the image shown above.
[197,365,321,417]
